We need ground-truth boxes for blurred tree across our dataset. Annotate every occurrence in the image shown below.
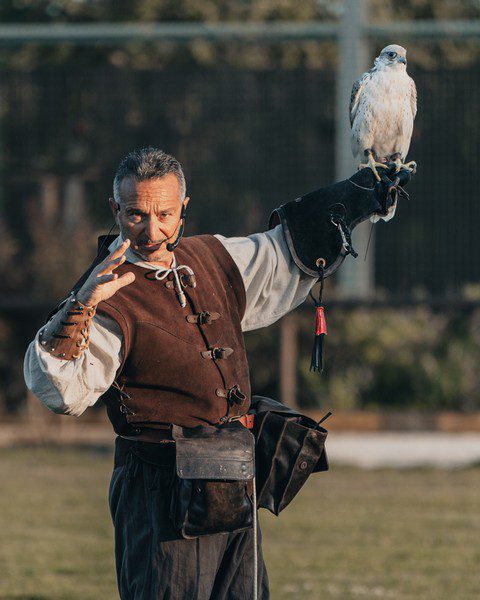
[297,306,480,411]
[2,0,480,70]
[2,0,480,415]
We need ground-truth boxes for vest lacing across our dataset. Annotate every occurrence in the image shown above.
[154,263,196,308]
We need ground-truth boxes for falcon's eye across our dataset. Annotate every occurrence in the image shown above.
[387,51,397,59]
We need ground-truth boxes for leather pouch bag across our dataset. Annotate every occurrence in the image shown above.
[251,396,329,516]
[169,422,255,539]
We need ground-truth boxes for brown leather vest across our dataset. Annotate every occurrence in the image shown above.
[97,235,251,435]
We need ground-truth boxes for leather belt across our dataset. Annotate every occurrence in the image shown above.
[121,428,174,444]
[120,414,255,445]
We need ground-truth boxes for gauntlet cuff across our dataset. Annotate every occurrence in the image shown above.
[39,293,97,360]
[269,166,411,278]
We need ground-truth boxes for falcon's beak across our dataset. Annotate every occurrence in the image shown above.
[398,57,407,65]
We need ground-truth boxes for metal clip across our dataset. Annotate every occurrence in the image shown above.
[330,215,358,258]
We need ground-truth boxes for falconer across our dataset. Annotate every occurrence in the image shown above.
[24,147,409,599]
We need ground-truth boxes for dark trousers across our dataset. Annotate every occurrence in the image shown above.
[109,441,270,599]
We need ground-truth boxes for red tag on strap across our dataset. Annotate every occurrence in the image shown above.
[315,306,328,336]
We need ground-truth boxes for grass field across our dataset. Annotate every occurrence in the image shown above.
[0,447,479,600]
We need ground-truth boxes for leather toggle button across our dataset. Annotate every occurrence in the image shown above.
[180,273,197,288]
[227,384,246,406]
[216,385,246,405]
[187,311,220,325]
[201,347,234,360]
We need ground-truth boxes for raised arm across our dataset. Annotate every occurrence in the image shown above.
[24,239,135,416]
[216,165,412,332]
[215,225,317,332]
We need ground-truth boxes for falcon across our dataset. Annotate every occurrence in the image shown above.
[350,44,417,182]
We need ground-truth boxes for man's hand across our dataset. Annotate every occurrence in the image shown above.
[76,239,135,306]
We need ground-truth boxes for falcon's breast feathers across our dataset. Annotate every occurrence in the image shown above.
[349,69,374,127]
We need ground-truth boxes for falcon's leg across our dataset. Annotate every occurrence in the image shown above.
[391,152,403,172]
[358,150,387,182]
[389,153,417,174]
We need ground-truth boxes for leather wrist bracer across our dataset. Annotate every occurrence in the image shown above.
[39,294,97,360]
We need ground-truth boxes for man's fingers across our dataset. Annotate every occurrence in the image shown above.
[115,272,136,289]
[96,273,118,284]
[111,254,127,270]
[94,240,130,275]
[79,268,134,305]
[108,238,131,261]
[96,254,126,277]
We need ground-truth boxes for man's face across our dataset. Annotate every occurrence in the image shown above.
[110,174,189,265]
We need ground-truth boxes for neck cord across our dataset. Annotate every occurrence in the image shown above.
[154,261,196,308]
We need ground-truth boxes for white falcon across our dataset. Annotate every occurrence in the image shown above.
[350,44,417,182]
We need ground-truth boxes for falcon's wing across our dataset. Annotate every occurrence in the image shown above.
[349,70,373,127]
[409,76,417,119]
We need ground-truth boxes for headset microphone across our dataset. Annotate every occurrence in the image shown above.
[166,204,187,252]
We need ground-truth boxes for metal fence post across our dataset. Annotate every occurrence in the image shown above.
[335,0,373,298]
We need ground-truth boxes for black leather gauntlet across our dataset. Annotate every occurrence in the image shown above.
[269,166,411,278]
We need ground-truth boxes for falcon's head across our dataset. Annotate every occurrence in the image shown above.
[374,44,407,70]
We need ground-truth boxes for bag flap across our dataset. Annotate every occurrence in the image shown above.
[172,422,254,481]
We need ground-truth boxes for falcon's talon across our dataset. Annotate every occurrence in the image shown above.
[360,154,388,182]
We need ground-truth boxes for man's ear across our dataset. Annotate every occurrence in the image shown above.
[109,197,120,224]
[183,196,190,209]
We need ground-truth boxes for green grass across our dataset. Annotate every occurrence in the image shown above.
[0,447,479,599]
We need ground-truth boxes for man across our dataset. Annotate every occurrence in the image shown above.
[24,147,407,598]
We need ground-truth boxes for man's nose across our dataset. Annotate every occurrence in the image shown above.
[144,216,161,241]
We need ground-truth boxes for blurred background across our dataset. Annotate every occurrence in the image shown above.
[2,0,480,421]
[1,1,480,599]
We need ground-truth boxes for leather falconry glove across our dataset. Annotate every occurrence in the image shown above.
[269,165,413,371]
[269,165,411,278]
[39,292,97,360]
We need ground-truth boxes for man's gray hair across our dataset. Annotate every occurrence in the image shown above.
[113,147,186,203]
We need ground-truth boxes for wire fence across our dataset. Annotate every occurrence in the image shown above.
[1,28,480,415]
[0,62,479,299]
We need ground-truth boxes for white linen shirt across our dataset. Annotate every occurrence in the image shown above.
[24,225,316,416]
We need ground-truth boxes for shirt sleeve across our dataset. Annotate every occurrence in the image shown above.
[23,313,123,417]
[214,224,317,332]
